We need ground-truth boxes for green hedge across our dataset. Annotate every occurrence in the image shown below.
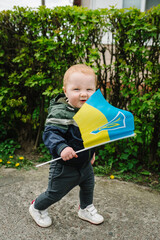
[0,5,159,172]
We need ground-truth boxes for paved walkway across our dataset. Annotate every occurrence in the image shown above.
[0,165,160,240]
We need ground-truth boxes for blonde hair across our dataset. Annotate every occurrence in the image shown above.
[63,64,97,87]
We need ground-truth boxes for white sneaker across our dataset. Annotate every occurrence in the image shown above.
[78,204,104,225]
[29,201,52,227]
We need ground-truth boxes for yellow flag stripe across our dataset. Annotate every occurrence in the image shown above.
[73,103,110,148]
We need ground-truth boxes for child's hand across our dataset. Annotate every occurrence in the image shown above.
[91,153,95,165]
[60,147,78,161]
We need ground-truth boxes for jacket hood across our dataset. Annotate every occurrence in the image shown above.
[49,94,79,112]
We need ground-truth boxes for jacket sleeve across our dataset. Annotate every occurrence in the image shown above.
[42,125,69,157]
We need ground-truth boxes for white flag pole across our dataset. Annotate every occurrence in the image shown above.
[36,133,135,167]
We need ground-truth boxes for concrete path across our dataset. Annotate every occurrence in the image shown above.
[0,166,160,240]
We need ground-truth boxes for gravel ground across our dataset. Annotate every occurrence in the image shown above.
[0,165,160,240]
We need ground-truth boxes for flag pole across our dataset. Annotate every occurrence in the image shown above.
[36,133,135,167]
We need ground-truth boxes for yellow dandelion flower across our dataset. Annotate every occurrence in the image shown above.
[15,163,20,167]
[7,161,11,164]
[110,175,115,179]
[9,156,13,158]
[0,159,3,163]
[19,156,24,160]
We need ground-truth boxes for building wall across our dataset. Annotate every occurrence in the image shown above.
[81,0,122,9]
[90,0,122,9]
[81,0,160,11]
[81,0,90,8]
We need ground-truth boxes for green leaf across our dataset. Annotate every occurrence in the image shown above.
[140,171,151,176]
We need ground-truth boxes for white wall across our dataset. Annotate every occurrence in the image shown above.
[86,0,160,12]
[81,0,90,8]
[90,0,123,9]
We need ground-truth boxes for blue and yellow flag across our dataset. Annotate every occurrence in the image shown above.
[36,89,135,167]
[73,89,135,148]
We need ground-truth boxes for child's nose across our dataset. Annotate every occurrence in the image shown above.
[80,91,87,96]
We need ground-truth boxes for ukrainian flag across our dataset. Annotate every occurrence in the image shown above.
[73,89,135,148]
[36,89,135,167]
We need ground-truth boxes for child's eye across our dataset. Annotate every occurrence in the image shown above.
[74,88,79,91]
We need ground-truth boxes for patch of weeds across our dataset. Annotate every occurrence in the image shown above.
[94,164,160,192]
[0,155,34,170]
[0,139,34,169]
[37,143,51,163]
[0,139,21,156]
[112,171,160,191]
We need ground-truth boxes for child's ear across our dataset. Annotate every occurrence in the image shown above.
[63,86,67,95]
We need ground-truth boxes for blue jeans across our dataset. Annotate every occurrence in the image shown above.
[34,161,95,210]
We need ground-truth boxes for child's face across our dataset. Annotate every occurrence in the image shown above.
[63,72,96,108]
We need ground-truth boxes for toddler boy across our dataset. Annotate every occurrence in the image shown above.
[29,64,104,227]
